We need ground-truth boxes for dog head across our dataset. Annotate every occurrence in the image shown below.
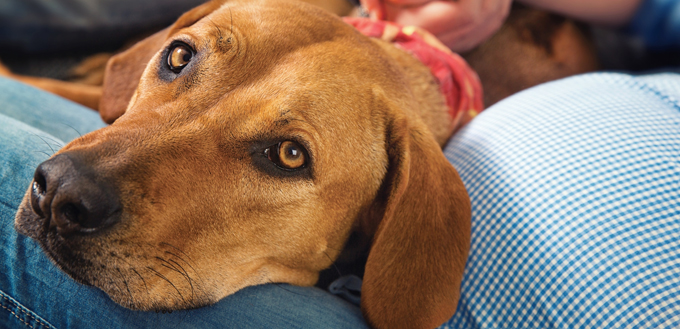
[14,0,470,327]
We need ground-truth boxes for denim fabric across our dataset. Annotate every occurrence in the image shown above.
[0,0,206,54]
[5,0,680,54]
[626,0,680,49]
[0,78,107,143]
[0,78,369,329]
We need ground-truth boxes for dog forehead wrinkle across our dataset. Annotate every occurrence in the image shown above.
[205,17,231,52]
[194,38,352,126]
[213,79,320,131]
[188,14,237,53]
[223,0,346,56]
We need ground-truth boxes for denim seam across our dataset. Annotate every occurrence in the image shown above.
[0,303,36,329]
[0,291,54,329]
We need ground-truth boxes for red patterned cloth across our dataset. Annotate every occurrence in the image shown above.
[343,17,484,132]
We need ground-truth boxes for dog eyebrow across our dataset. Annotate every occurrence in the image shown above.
[274,109,292,126]
[274,110,308,128]
[274,118,290,127]
[273,117,307,128]
[207,17,232,52]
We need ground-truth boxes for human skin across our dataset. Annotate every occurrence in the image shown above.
[362,0,512,53]
[361,0,644,52]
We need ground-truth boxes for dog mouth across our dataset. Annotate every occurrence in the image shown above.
[15,202,211,311]
[44,241,95,286]
[13,152,130,284]
[15,197,125,291]
[16,207,97,286]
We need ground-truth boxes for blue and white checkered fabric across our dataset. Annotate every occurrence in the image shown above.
[441,73,680,328]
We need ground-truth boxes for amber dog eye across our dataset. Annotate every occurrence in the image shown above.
[264,141,307,170]
[167,43,193,73]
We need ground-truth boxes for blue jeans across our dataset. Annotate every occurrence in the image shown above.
[4,72,680,328]
[3,0,680,54]
[0,78,369,329]
[0,0,206,54]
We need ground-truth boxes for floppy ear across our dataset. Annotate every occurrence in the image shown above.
[361,97,471,328]
[100,0,227,123]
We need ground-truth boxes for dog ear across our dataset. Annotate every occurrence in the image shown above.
[100,0,226,124]
[361,95,471,328]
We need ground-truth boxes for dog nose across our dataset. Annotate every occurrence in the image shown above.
[30,153,121,235]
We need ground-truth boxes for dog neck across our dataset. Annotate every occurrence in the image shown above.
[343,17,484,145]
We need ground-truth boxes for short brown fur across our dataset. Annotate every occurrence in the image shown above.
[9,1,599,328]
[14,1,470,328]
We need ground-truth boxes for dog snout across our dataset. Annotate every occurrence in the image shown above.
[31,153,121,235]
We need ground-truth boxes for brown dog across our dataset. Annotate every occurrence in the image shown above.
[0,2,598,112]
[13,0,471,328]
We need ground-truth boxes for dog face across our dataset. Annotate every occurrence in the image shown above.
[15,1,470,327]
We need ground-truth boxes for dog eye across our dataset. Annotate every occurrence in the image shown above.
[167,43,193,73]
[264,141,307,170]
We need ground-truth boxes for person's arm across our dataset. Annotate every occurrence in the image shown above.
[520,0,680,50]
[516,0,644,27]
[361,0,512,53]
[360,0,650,52]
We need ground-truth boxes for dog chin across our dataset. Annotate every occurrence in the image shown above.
[39,233,97,287]
[14,200,215,312]
[22,232,208,311]
[109,292,213,312]
[15,205,97,289]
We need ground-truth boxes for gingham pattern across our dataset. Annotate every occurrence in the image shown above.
[441,73,680,328]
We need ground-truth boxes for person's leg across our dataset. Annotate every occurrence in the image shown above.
[0,76,107,142]
[0,78,368,328]
[442,72,680,328]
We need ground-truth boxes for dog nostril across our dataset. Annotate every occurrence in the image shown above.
[30,171,48,217]
[53,198,119,233]
[33,179,45,195]
[60,203,81,225]
[36,153,122,235]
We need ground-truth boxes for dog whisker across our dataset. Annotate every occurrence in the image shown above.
[131,268,150,295]
[162,250,199,275]
[30,133,56,155]
[167,258,195,299]
[34,133,65,151]
[117,268,136,308]
[229,6,233,38]
[207,17,225,47]
[159,242,196,264]
[156,256,196,300]
[323,251,343,278]
[146,266,186,305]
[36,133,64,147]
[158,242,203,280]
[108,246,193,304]
[32,150,52,158]
[60,122,83,139]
